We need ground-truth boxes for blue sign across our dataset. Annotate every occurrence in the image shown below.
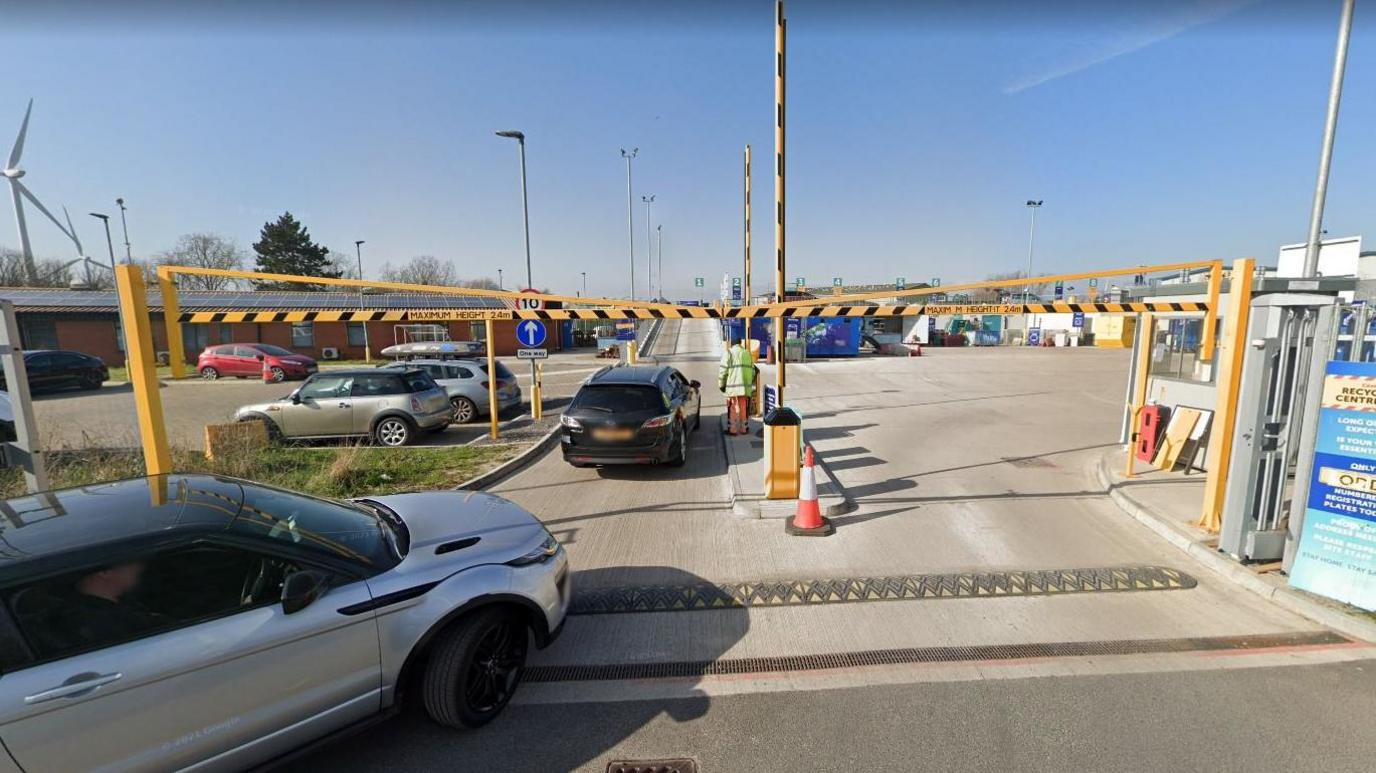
[516,319,547,348]
[615,322,636,342]
[763,385,779,415]
[1027,328,1041,346]
[1055,281,1065,300]
[731,286,742,301]
[1290,361,1376,610]
[1072,311,1085,328]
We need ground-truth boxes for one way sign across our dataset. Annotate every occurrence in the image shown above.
[516,320,547,348]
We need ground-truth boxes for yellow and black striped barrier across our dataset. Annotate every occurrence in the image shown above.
[178,301,1208,324]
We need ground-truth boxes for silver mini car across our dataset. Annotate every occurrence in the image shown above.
[0,475,569,772]
[235,367,452,446]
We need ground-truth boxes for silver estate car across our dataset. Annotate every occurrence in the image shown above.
[380,359,522,424]
[0,474,569,772]
[235,368,452,446]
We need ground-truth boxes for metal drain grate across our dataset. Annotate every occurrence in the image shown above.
[1002,455,1056,468]
[569,565,1198,615]
[526,630,1348,683]
[607,760,697,773]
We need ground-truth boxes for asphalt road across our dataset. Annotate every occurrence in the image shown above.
[293,320,1376,772]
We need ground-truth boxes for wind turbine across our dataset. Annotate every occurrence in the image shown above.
[3,99,83,285]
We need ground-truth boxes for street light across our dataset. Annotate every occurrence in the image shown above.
[657,224,663,301]
[1024,200,1043,303]
[498,269,503,289]
[497,129,538,419]
[642,194,655,300]
[1302,0,1356,277]
[88,210,126,365]
[354,240,371,361]
[621,148,638,299]
[581,271,587,297]
[115,197,132,263]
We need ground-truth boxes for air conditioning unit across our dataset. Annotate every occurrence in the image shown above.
[320,347,341,360]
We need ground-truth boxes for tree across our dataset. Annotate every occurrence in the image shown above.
[251,212,338,287]
[0,247,77,287]
[157,233,246,291]
[457,277,501,291]
[970,270,1051,302]
[327,251,360,280]
[378,255,457,286]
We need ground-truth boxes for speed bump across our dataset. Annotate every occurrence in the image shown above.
[568,565,1197,615]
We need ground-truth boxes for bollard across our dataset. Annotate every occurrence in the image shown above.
[763,406,801,499]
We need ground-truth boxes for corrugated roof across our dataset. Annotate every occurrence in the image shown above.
[0,287,507,313]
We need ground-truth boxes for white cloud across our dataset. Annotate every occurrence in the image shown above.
[1004,0,1256,95]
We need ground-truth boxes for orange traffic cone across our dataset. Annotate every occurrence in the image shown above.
[787,445,834,536]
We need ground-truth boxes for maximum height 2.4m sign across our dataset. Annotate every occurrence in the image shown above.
[515,319,548,360]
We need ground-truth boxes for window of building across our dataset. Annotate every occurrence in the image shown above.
[181,323,209,353]
[218,323,233,344]
[469,322,486,342]
[1148,317,1215,383]
[346,322,367,347]
[291,322,314,348]
[20,319,58,350]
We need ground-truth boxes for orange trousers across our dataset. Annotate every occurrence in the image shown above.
[727,395,750,435]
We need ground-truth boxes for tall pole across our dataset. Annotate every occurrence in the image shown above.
[621,148,638,299]
[498,268,503,289]
[1024,200,1042,303]
[744,145,752,304]
[1302,0,1356,278]
[657,224,663,301]
[354,240,371,361]
[115,197,131,263]
[497,130,538,419]
[582,271,587,297]
[90,212,126,369]
[774,0,787,403]
[642,195,655,300]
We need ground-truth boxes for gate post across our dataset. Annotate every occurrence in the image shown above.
[1124,311,1154,478]
[116,264,173,476]
[157,266,187,379]
[1198,258,1255,532]
[1201,261,1222,362]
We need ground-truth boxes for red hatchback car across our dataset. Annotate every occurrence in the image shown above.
[196,344,318,382]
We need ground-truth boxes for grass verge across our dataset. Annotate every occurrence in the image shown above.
[0,444,520,500]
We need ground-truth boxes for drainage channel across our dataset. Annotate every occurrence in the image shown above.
[525,630,1350,684]
[569,565,1198,615]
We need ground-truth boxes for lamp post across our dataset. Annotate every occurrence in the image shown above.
[642,194,655,300]
[657,223,663,301]
[498,269,503,290]
[621,148,638,299]
[1302,0,1356,278]
[90,212,126,369]
[115,197,132,263]
[1024,200,1043,303]
[581,271,587,297]
[354,240,371,361]
[497,129,538,419]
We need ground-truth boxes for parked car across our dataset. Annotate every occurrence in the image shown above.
[197,343,318,382]
[0,474,569,771]
[0,350,107,393]
[0,391,13,444]
[235,368,451,446]
[560,365,701,467]
[380,358,521,423]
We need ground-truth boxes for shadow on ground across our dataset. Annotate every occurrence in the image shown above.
[287,565,749,773]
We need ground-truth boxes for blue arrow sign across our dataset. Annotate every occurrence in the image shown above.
[516,319,547,348]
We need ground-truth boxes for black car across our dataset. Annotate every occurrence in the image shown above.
[0,350,108,393]
[560,365,701,467]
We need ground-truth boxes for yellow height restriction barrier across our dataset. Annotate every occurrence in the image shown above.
[116,265,172,476]
[1199,258,1257,532]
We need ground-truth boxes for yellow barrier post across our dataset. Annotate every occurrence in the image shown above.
[1201,261,1223,362]
[116,265,173,476]
[485,319,499,441]
[1199,257,1256,532]
[157,267,186,379]
[1125,312,1154,479]
[628,339,638,365]
[533,362,543,421]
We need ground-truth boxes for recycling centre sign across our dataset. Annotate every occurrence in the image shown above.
[1290,360,1376,610]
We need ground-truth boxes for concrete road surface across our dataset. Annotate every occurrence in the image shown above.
[295,319,1376,772]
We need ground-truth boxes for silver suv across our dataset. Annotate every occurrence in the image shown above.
[0,474,569,771]
[236,368,452,446]
[380,358,521,424]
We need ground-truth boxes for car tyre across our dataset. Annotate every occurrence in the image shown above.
[200,367,219,381]
[373,416,414,447]
[667,422,688,467]
[693,407,701,431]
[451,396,478,424]
[269,366,287,383]
[421,608,528,729]
[79,373,103,390]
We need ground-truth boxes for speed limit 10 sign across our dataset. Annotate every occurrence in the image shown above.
[516,289,545,311]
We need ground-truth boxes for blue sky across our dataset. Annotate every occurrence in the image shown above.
[0,0,1372,299]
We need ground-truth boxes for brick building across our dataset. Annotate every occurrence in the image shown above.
[0,288,569,366]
